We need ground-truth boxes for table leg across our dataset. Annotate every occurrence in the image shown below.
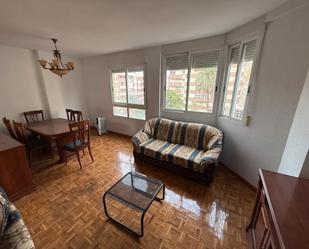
[103,193,145,237]
[56,138,65,163]
[154,184,165,201]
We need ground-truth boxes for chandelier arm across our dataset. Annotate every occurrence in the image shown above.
[38,38,73,76]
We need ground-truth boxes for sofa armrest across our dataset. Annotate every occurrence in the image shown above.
[132,130,150,154]
[200,144,222,172]
[0,187,8,200]
[1,203,35,249]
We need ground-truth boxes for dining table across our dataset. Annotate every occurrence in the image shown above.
[25,118,71,163]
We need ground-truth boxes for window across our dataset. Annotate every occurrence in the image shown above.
[111,67,146,120]
[222,40,257,120]
[164,50,220,113]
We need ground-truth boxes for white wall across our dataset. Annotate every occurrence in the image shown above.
[82,46,161,136]
[0,45,48,129]
[217,5,309,184]
[278,69,309,177]
[0,45,88,133]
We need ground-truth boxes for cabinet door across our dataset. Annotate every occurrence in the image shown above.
[252,191,270,249]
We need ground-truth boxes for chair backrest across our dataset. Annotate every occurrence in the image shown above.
[23,110,44,123]
[2,117,17,139]
[71,110,83,122]
[66,109,74,121]
[12,121,27,144]
[69,120,90,146]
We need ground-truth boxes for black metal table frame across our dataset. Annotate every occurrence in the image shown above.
[103,172,165,237]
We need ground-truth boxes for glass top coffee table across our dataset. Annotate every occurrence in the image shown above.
[103,172,165,237]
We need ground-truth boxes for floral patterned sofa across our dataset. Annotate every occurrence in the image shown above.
[132,118,223,183]
[0,187,35,249]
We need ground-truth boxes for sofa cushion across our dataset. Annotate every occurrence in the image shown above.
[175,122,222,150]
[175,122,205,149]
[63,139,82,151]
[139,139,174,160]
[0,203,35,249]
[161,144,207,172]
[152,118,179,143]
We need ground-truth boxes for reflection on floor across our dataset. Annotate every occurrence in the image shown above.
[15,133,255,249]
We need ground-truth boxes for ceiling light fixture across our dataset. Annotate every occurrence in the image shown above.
[38,38,74,77]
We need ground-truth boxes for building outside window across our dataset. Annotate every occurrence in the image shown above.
[221,39,257,121]
[163,50,220,114]
[111,66,146,120]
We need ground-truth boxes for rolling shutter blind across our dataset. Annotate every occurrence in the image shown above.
[166,54,188,70]
[112,69,125,74]
[230,46,241,63]
[191,51,219,68]
[244,40,257,61]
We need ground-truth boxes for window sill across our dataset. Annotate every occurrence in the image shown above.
[162,109,216,116]
[217,115,249,127]
[112,115,146,121]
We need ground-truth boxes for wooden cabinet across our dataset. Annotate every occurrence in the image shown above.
[251,190,270,249]
[247,169,309,249]
[0,132,35,200]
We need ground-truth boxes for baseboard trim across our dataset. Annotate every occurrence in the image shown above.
[107,130,132,138]
[220,162,257,192]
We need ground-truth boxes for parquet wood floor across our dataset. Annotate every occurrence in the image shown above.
[15,133,255,249]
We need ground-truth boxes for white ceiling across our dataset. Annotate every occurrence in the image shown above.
[0,0,286,58]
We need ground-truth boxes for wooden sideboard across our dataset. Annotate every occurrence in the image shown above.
[0,132,35,200]
[247,169,309,249]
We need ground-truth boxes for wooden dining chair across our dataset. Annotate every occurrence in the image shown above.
[72,110,83,122]
[23,110,45,124]
[62,120,94,169]
[2,117,17,139]
[13,120,50,164]
[66,109,74,121]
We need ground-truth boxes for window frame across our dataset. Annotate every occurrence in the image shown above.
[110,64,147,120]
[219,35,261,124]
[162,48,222,116]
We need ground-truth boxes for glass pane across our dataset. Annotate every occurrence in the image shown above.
[222,46,240,116]
[188,66,218,113]
[129,108,146,120]
[127,69,145,105]
[112,71,127,104]
[165,69,188,111]
[231,41,256,120]
[113,106,128,117]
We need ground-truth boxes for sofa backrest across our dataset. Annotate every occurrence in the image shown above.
[152,118,179,143]
[143,118,223,151]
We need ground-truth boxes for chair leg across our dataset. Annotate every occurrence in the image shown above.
[82,149,85,156]
[49,143,54,159]
[76,150,82,169]
[27,150,32,166]
[88,146,94,162]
